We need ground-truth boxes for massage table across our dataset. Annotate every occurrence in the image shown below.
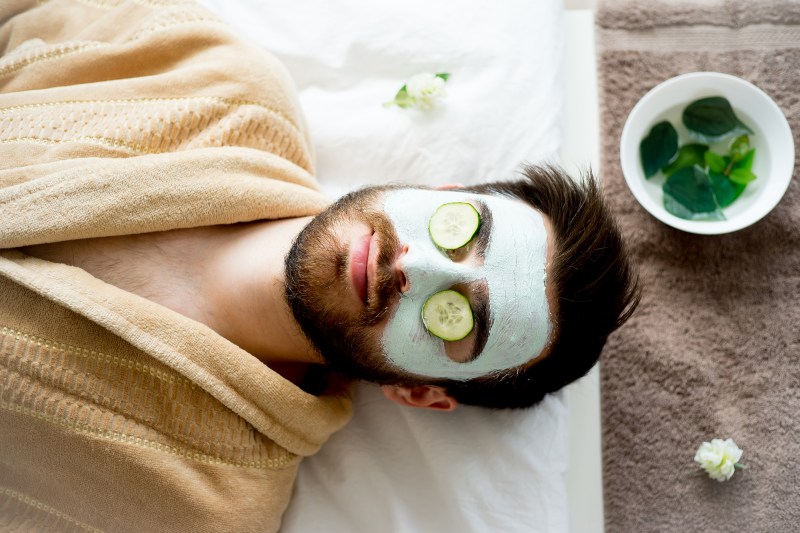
[196,1,604,531]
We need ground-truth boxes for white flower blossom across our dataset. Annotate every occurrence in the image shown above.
[405,73,447,109]
[694,438,744,481]
[384,72,450,110]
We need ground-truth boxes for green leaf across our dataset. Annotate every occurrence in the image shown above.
[682,96,754,142]
[709,170,745,207]
[735,148,756,171]
[662,143,708,176]
[383,85,413,108]
[395,85,409,99]
[662,165,725,220]
[704,151,727,174]
[640,121,678,178]
[729,167,757,185]
[435,73,450,81]
[729,135,750,162]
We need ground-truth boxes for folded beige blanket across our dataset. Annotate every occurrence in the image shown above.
[597,0,800,531]
[0,1,352,531]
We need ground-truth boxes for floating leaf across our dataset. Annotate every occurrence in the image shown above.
[663,165,725,220]
[729,135,751,163]
[704,151,727,174]
[435,73,450,81]
[709,170,745,207]
[729,167,757,185]
[735,148,756,171]
[662,143,708,176]
[682,96,754,142]
[640,121,678,178]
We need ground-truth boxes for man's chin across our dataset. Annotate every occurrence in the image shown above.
[283,182,416,385]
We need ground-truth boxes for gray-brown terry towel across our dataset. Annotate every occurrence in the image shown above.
[597,0,800,531]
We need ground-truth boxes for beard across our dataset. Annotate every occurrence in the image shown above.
[284,185,425,385]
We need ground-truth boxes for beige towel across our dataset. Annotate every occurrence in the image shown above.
[597,0,800,531]
[0,1,352,531]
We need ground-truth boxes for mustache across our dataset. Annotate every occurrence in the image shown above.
[363,210,401,326]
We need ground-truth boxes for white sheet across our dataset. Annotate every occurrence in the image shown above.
[196,1,569,531]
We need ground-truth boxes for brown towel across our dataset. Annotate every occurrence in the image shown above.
[597,0,800,531]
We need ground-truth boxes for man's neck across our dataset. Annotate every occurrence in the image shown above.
[199,218,323,366]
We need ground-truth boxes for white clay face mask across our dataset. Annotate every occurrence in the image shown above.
[381,189,551,380]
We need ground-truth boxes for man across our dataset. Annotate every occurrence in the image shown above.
[0,0,637,531]
[24,167,639,412]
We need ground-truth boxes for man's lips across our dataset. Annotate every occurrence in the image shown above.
[350,232,372,306]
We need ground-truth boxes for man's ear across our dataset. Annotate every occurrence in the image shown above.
[381,385,458,411]
[435,183,465,190]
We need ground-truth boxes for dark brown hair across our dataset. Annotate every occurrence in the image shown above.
[430,164,640,409]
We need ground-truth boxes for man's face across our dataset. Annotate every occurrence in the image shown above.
[284,185,554,384]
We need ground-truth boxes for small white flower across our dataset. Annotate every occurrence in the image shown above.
[384,72,450,110]
[405,73,447,108]
[694,438,745,481]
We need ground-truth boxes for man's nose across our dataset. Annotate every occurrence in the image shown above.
[395,244,411,293]
[394,242,466,295]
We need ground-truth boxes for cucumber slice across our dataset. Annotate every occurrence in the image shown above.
[421,290,474,341]
[428,202,481,250]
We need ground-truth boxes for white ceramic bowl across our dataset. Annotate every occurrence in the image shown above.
[619,72,794,235]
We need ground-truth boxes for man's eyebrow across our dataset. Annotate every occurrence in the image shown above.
[462,200,492,363]
[474,199,493,260]
[467,283,490,363]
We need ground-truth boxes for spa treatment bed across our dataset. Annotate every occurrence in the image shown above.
[196,1,603,531]
[0,0,605,530]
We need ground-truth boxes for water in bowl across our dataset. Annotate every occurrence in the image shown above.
[640,103,771,221]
